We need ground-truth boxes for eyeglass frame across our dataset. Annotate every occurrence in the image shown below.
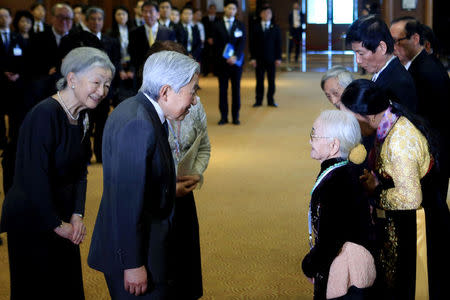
[309,129,333,142]
[394,36,409,44]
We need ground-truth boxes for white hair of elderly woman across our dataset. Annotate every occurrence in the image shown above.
[139,50,200,100]
[317,110,361,158]
[56,47,116,91]
[320,66,354,90]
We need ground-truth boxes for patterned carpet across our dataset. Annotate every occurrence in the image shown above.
[0,72,448,299]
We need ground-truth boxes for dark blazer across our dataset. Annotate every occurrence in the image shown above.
[201,15,217,38]
[212,18,246,69]
[288,10,305,35]
[174,23,202,61]
[128,25,176,72]
[249,21,282,63]
[0,31,25,79]
[88,92,176,282]
[374,57,418,113]
[26,29,60,78]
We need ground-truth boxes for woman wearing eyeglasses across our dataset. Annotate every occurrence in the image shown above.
[302,110,374,300]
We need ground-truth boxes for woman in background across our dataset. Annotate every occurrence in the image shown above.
[12,10,33,47]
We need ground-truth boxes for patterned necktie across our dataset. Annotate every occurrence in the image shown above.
[148,26,155,46]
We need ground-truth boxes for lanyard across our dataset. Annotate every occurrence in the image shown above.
[308,160,348,249]
[167,120,182,163]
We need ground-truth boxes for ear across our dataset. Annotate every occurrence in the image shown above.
[412,33,420,45]
[378,41,388,55]
[158,84,171,103]
[67,72,77,87]
[329,138,341,157]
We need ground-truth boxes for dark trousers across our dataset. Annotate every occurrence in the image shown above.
[218,64,242,121]
[289,28,302,62]
[255,61,276,105]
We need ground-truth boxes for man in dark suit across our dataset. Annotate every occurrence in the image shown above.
[128,1,175,76]
[212,0,246,125]
[288,1,304,63]
[30,2,51,34]
[174,6,202,61]
[201,4,217,76]
[26,3,74,105]
[132,0,145,28]
[88,51,200,299]
[346,16,418,112]
[159,0,176,30]
[249,5,281,107]
[390,17,450,200]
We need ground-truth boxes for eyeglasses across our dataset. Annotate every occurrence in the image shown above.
[394,36,408,44]
[55,15,73,22]
[310,129,332,141]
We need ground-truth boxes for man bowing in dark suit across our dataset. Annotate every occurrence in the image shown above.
[88,50,200,299]
[249,5,281,107]
[346,16,418,112]
[212,0,246,125]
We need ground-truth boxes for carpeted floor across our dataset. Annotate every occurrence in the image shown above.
[0,71,448,299]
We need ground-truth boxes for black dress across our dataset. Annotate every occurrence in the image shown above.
[0,97,91,300]
[302,158,372,300]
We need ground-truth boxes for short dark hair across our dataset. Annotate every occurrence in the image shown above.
[73,3,87,12]
[30,1,45,11]
[341,79,390,115]
[159,0,172,8]
[13,10,34,32]
[181,6,193,14]
[421,24,440,54]
[224,0,238,8]
[392,16,424,45]
[142,1,159,12]
[346,16,394,54]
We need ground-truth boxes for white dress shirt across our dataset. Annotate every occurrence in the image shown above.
[143,93,165,124]
[372,55,395,82]
[144,23,159,43]
[404,50,422,70]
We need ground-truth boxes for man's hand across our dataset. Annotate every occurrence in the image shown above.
[275,60,282,67]
[126,71,135,79]
[226,56,237,65]
[70,214,86,245]
[119,71,128,80]
[4,72,19,82]
[124,266,147,296]
[207,38,213,45]
[54,221,74,240]
[48,67,57,75]
[176,175,200,197]
[250,60,257,68]
[359,169,379,195]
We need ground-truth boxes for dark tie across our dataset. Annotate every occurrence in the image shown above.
[2,32,9,51]
[226,20,232,33]
[163,120,169,135]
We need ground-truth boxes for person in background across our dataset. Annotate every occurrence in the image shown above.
[346,15,418,112]
[212,0,246,125]
[88,50,199,299]
[71,3,88,33]
[0,47,114,300]
[320,66,354,110]
[288,1,304,63]
[175,6,202,62]
[30,1,50,34]
[193,9,205,49]
[341,79,450,300]
[302,109,374,300]
[170,6,180,25]
[201,3,217,76]
[132,0,145,27]
[12,10,34,46]
[107,5,136,105]
[249,4,281,108]
[159,0,175,29]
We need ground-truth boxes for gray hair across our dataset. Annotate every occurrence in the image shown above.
[320,65,354,90]
[56,47,115,91]
[316,110,361,158]
[85,7,104,20]
[51,3,73,16]
[139,51,200,100]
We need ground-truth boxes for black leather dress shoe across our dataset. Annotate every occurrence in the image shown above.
[218,119,228,125]
[232,119,240,125]
[253,103,262,107]
[268,103,278,107]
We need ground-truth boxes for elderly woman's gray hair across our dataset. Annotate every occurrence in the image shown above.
[85,7,104,19]
[320,66,354,90]
[56,47,115,91]
[317,110,361,158]
[140,51,200,100]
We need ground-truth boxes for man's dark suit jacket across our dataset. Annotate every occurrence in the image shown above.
[288,10,305,36]
[128,25,175,73]
[88,92,176,283]
[201,15,217,38]
[374,57,418,113]
[249,22,282,63]
[174,23,202,61]
[212,18,246,70]
[409,49,450,172]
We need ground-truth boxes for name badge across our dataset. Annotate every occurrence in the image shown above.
[13,46,23,56]
[234,29,243,38]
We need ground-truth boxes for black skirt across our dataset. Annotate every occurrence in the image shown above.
[7,230,84,300]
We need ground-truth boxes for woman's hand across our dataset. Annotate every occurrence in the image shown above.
[176,175,200,197]
[360,169,379,195]
[70,214,86,245]
[54,221,74,240]
[124,266,147,296]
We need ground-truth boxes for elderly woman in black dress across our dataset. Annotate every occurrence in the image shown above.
[302,110,374,300]
[0,47,114,300]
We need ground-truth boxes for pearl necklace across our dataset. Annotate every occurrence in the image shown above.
[57,91,79,120]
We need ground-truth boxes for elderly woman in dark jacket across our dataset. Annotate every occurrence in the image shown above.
[302,110,374,300]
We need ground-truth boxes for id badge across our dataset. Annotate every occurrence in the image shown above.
[13,46,23,56]
[234,29,243,38]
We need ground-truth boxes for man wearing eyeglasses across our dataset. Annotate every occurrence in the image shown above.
[26,3,74,106]
[346,15,417,113]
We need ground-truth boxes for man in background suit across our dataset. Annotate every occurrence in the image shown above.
[132,0,145,27]
[201,4,217,76]
[128,1,175,77]
[346,16,418,112]
[212,0,246,125]
[174,6,202,61]
[159,0,176,30]
[390,17,450,200]
[88,51,200,299]
[249,5,281,107]
[30,1,51,34]
[26,3,74,108]
[288,1,304,63]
